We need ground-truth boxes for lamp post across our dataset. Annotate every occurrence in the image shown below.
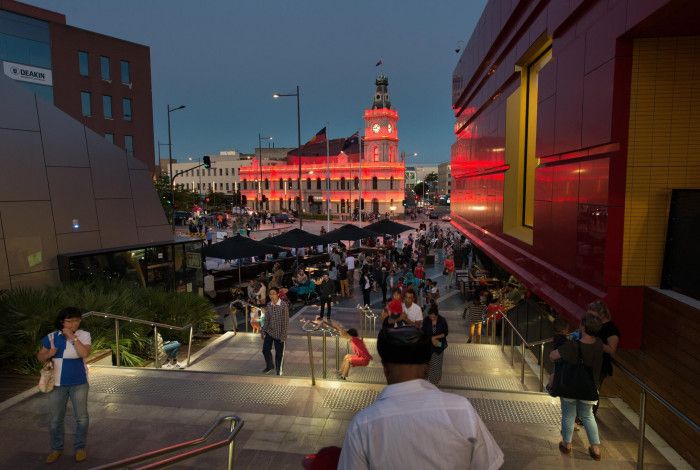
[273,86,302,229]
[167,104,186,233]
[258,134,272,212]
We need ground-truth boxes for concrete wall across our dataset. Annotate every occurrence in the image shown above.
[0,72,171,290]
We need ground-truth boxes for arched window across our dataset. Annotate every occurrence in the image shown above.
[372,177,378,190]
[316,177,322,190]
[372,198,379,214]
[243,179,247,190]
[340,177,346,189]
[373,146,379,162]
[306,178,311,190]
[288,178,293,189]
[279,178,283,189]
[279,198,283,209]
[354,177,359,190]
[264,178,269,190]
[390,176,394,189]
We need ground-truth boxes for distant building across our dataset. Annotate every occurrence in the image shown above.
[405,166,417,188]
[438,162,451,197]
[0,0,155,171]
[414,165,438,182]
[239,76,405,216]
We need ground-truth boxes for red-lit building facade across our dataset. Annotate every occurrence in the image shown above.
[0,0,155,171]
[240,76,405,216]
[451,0,700,349]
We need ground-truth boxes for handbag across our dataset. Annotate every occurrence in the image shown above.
[551,341,599,401]
[38,332,56,393]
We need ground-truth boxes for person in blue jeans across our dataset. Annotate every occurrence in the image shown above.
[37,307,92,464]
[549,313,604,461]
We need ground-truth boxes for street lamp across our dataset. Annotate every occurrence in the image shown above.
[188,156,202,195]
[167,104,186,233]
[258,134,272,211]
[273,86,302,229]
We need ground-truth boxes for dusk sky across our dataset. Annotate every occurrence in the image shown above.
[25,0,486,165]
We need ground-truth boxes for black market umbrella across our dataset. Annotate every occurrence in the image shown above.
[202,234,283,284]
[364,219,414,236]
[324,224,377,242]
[265,228,329,249]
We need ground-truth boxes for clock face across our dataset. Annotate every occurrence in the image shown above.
[372,123,380,133]
[387,124,393,133]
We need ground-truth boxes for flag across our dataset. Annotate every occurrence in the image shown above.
[375,59,383,67]
[341,132,359,152]
[305,127,327,145]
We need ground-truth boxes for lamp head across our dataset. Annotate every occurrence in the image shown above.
[272,93,280,99]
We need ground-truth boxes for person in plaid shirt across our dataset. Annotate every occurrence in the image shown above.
[262,287,289,375]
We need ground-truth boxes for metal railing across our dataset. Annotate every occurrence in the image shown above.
[81,311,194,369]
[487,308,700,469]
[228,299,263,333]
[356,304,378,336]
[299,318,341,385]
[90,415,244,470]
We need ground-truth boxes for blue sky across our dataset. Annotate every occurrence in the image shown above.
[25,0,486,164]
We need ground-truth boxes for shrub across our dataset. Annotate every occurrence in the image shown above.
[0,281,217,374]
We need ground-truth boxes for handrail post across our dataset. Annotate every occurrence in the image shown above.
[539,343,545,392]
[307,333,315,386]
[335,335,340,371]
[114,319,121,367]
[501,317,505,351]
[510,325,514,366]
[186,325,193,367]
[245,305,250,333]
[491,318,496,344]
[227,418,236,470]
[637,389,647,469]
[153,325,159,369]
[322,331,328,379]
[520,342,525,384]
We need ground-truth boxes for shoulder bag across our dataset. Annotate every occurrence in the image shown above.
[38,332,56,393]
[551,341,599,401]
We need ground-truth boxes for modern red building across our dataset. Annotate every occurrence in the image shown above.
[0,0,155,171]
[240,76,405,216]
[452,1,700,462]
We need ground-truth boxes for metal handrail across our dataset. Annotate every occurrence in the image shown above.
[90,415,244,470]
[488,306,699,469]
[299,318,342,384]
[229,299,263,333]
[81,311,194,369]
[357,304,378,336]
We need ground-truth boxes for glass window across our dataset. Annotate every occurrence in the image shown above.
[124,135,133,157]
[103,95,112,119]
[78,51,89,76]
[80,91,91,116]
[306,178,311,190]
[122,98,132,121]
[100,56,110,81]
[265,178,269,190]
[196,169,199,176]
[317,178,322,190]
[226,183,229,190]
[105,133,114,143]
[288,178,293,189]
[219,168,223,176]
[243,179,247,190]
[120,60,130,84]
[225,168,229,176]
[372,177,378,190]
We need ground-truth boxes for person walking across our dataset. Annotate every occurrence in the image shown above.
[466,296,486,343]
[317,272,335,320]
[444,254,456,289]
[549,313,604,460]
[261,288,289,375]
[338,260,350,298]
[345,253,356,294]
[421,303,449,385]
[360,266,372,307]
[587,300,620,415]
[37,307,92,464]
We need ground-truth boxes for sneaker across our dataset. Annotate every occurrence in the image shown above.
[46,451,62,464]
[175,362,186,369]
[262,367,274,374]
[75,449,87,462]
[161,363,173,369]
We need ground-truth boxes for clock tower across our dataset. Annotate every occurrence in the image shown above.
[363,75,399,162]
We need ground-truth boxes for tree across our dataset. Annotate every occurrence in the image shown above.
[153,175,198,222]
[413,182,427,197]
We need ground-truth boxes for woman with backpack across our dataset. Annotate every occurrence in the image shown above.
[549,313,604,460]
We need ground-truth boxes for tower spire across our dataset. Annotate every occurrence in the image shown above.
[372,75,391,109]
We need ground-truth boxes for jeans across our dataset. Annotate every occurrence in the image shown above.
[262,334,285,375]
[163,341,180,360]
[48,383,89,451]
[319,297,332,319]
[560,398,600,446]
[362,288,371,307]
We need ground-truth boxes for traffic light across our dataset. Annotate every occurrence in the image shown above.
[203,156,211,169]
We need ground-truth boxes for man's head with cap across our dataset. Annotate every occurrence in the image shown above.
[377,326,432,385]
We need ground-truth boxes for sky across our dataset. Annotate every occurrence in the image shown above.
[25,0,486,165]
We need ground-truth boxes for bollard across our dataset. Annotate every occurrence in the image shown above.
[114,319,121,367]
[322,331,328,379]
[307,333,315,386]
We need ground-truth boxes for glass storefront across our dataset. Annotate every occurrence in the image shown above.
[58,240,204,294]
[0,9,53,101]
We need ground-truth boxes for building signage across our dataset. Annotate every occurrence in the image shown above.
[3,61,53,86]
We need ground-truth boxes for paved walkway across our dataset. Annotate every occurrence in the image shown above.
[0,249,678,468]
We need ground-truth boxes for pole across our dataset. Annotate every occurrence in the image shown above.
[307,333,315,386]
[335,335,340,371]
[296,85,303,229]
[358,132,363,223]
[637,390,647,469]
[326,122,331,231]
[322,331,327,379]
[168,105,174,233]
[539,343,545,392]
[153,325,159,369]
[114,319,120,367]
[258,133,263,211]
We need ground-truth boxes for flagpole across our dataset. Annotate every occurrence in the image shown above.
[326,122,331,232]
[358,130,363,225]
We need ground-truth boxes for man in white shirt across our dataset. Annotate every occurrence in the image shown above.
[402,290,423,327]
[345,254,356,294]
[338,326,503,470]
